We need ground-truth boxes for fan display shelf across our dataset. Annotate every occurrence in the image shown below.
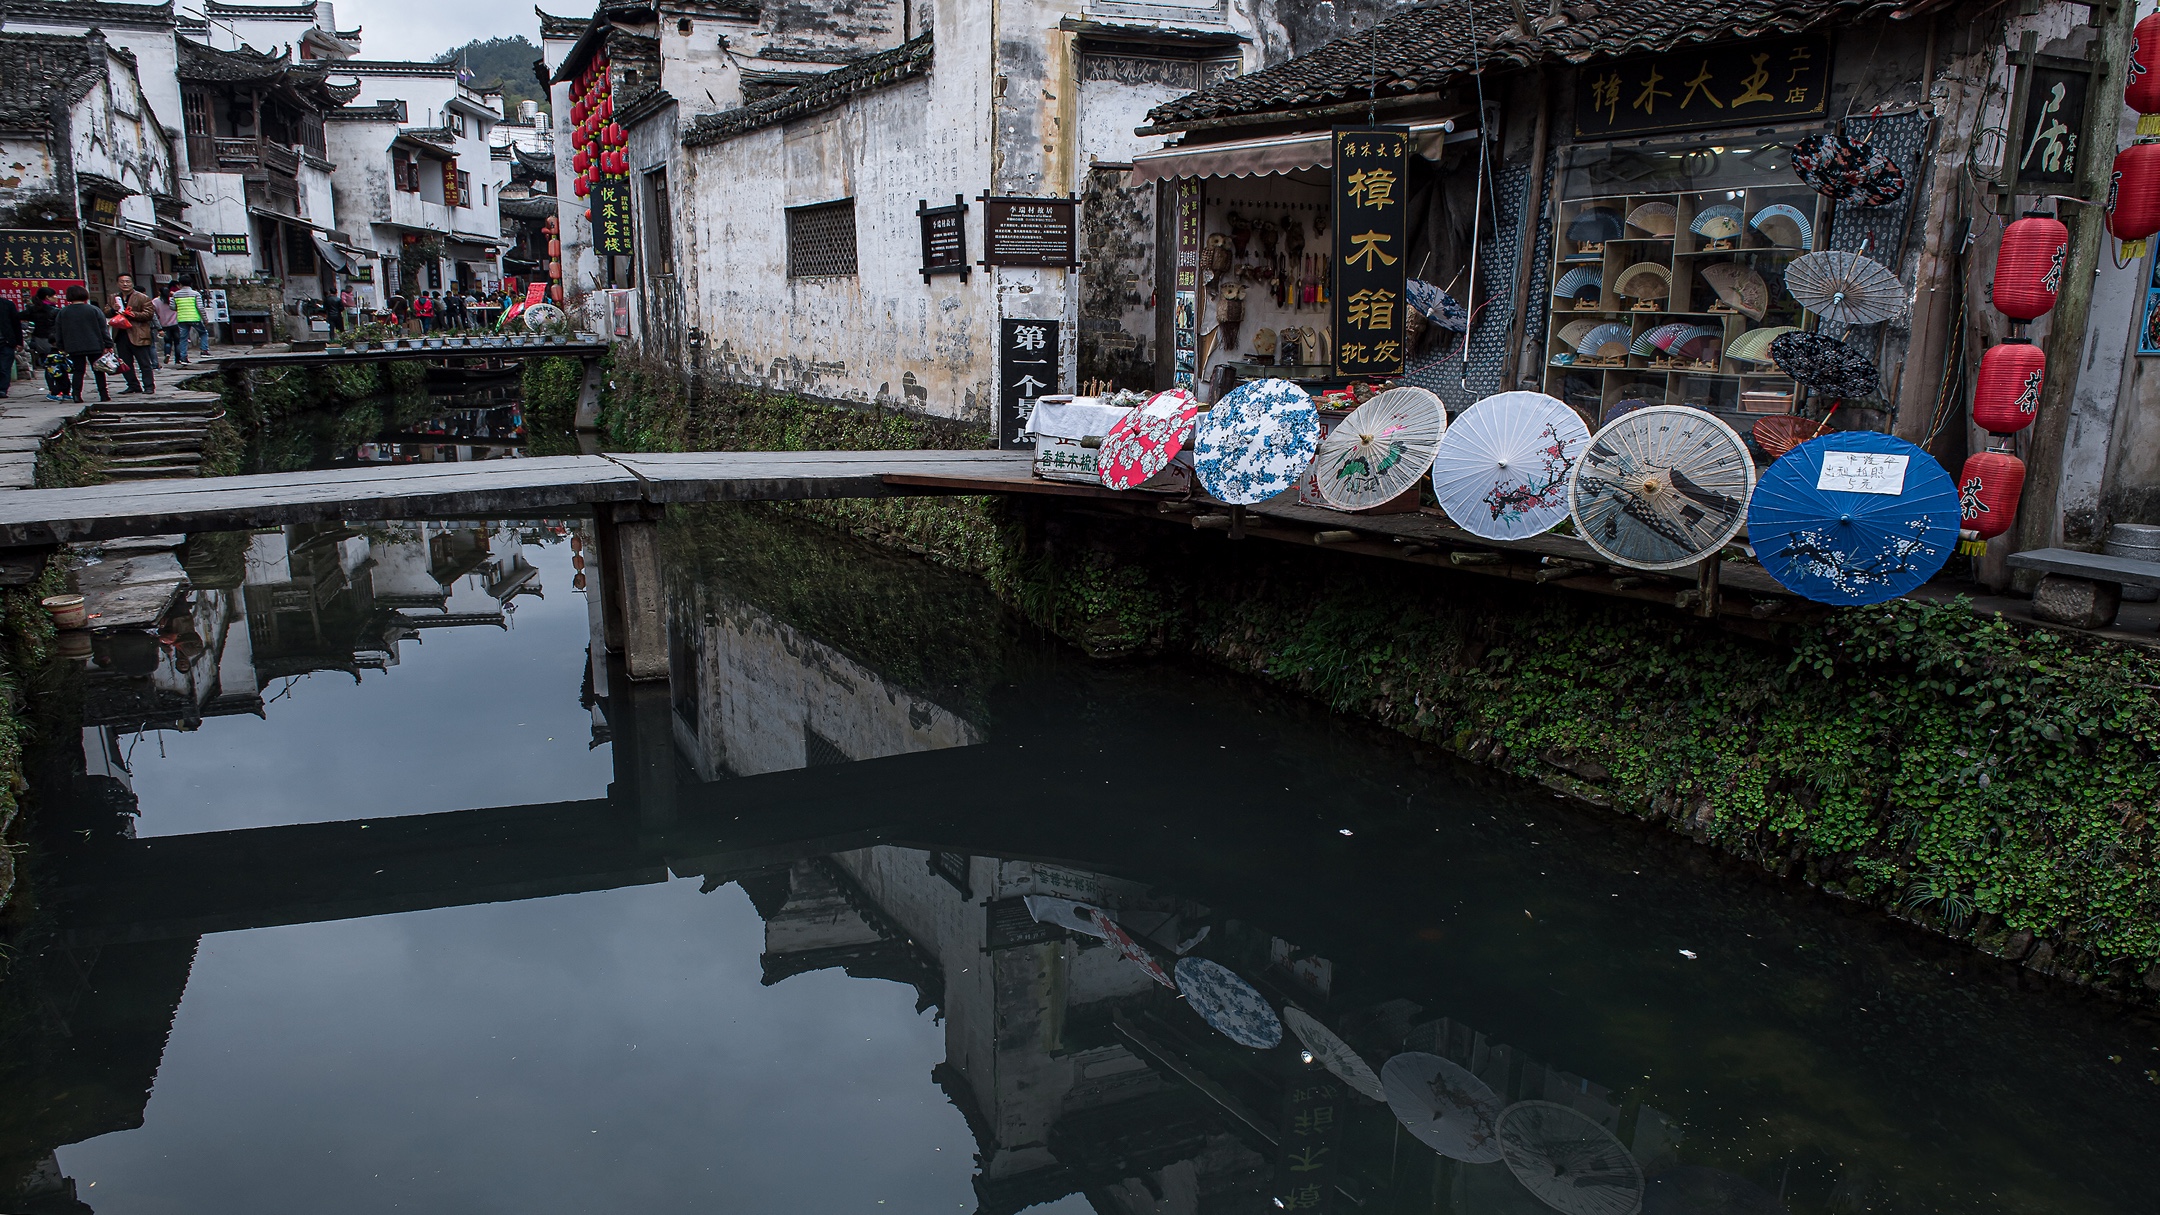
[1547,185,1829,455]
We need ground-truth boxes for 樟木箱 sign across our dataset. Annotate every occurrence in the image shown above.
[1332,127,1409,379]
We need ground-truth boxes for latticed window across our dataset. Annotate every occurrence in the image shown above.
[785,198,857,278]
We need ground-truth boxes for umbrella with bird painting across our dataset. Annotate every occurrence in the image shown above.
[1569,406,1755,571]
[1310,386,1446,510]
[1283,1009,1386,1102]
[1429,392,1592,540]
[1496,1101,1646,1215]
[1382,1052,1506,1163]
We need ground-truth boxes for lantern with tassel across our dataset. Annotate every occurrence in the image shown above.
[571,100,586,125]
[2108,142,2160,251]
[2132,12,2160,115]
[606,122,623,146]
[1957,449,2027,552]
[600,98,613,120]
[572,148,589,173]
[1992,212,2069,320]
[574,175,589,197]
[1972,340,2046,435]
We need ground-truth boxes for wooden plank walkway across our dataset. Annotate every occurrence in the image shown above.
[0,450,1036,546]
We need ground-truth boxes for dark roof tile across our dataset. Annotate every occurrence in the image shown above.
[0,31,102,135]
[1146,0,1916,128]
[682,32,929,147]
[0,0,177,29]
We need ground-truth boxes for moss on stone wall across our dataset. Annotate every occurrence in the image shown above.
[0,564,64,918]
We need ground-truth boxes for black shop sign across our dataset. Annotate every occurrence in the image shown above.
[0,228,85,284]
[980,196,1078,268]
[1332,127,1408,379]
[593,175,635,256]
[1273,1077,1345,1211]
[918,195,970,282]
[998,317,1059,450]
[2013,61,2090,187]
[1574,34,1833,139]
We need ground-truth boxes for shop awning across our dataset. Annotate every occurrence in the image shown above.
[313,234,358,274]
[1130,117,1469,185]
[181,234,215,252]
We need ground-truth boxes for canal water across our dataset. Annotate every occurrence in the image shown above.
[4,506,2154,1213]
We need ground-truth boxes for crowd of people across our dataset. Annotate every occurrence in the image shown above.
[0,278,211,403]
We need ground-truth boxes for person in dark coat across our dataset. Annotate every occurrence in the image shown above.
[57,284,115,403]
[0,295,20,397]
[20,286,62,398]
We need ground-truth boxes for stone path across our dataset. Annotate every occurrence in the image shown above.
[0,347,234,490]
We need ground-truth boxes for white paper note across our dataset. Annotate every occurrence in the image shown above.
[1817,451,1908,496]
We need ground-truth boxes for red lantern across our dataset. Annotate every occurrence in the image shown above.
[572,148,590,173]
[2132,12,2160,113]
[600,98,613,120]
[547,238,561,257]
[582,209,591,221]
[1992,212,2069,320]
[2108,142,2160,242]
[1972,340,2046,435]
[571,100,586,125]
[573,175,589,197]
[551,283,564,303]
[606,122,623,145]
[1958,450,2026,540]
[549,260,562,278]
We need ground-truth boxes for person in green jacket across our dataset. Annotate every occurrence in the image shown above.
[170,280,203,364]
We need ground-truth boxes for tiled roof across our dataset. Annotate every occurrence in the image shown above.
[0,0,177,29]
[1146,0,1929,128]
[499,193,560,220]
[323,99,407,121]
[203,0,319,16]
[514,145,555,174]
[0,31,101,135]
[535,6,585,39]
[683,32,930,148]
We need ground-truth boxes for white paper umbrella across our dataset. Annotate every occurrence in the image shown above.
[1173,956,1281,1048]
[1783,249,1902,325]
[1380,1052,1505,1163]
[1282,1008,1385,1102]
[1022,894,1111,940]
[1311,387,1446,510]
[1430,392,1592,540]
[1569,406,1755,571]
[1495,1101,1645,1215]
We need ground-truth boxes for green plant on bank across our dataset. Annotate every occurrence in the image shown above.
[31,424,105,488]
[198,413,244,478]
[0,564,65,918]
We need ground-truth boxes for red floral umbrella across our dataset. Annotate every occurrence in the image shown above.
[1098,913,1177,989]
[1097,389,1199,491]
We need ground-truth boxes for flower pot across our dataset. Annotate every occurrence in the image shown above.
[41,593,86,630]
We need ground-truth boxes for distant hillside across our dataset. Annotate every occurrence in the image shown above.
[437,36,546,116]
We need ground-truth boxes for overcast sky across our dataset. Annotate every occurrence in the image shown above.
[326,0,545,63]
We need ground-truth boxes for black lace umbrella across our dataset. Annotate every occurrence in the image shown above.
[1769,331,1880,400]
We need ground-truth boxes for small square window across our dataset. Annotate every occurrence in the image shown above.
[785,198,857,278]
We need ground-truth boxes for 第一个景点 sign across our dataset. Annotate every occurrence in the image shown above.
[1332,128,1408,378]
[1574,34,1832,138]
[0,228,85,305]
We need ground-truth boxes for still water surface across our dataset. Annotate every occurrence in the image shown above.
[5,506,2155,1214]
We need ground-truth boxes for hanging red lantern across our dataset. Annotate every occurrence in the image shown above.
[582,209,591,221]
[552,283,564,303]
[1992,212,2069,320]
[549,260,562,279]
[547,237,561,257]
[600,98,613,120]
[2108,142,2160,241]
[1958,450,2026,541]
[571,100,586,125]
[606,122,623,145]
[1972,340,2045,435]
[573,175,589,197]
[2132,12,2160,113]
[572,148,590,173]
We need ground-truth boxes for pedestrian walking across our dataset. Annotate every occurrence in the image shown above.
[21,286,64,399]
[171,280,201,364]
[153,286,179,365]
[58,284,115,403]
[0,294,19,397]
[326,290,346,335]
[110,274,156,393]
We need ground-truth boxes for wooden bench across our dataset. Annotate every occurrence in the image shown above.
[2004,547,2160,628]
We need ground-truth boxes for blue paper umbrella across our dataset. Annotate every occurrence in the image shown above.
[1193,379,1321,504]
[1173,956,1282,1048]
[1553,266,1603,301]
[1746,431,1959,605]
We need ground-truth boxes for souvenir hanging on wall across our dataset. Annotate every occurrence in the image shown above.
[1701,262,1770,320]
[1791,128,1907,205]
[1783,251,1903,325]
[1750,203,1814,250]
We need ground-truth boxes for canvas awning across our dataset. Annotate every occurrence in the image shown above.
[313,234,357,274]
[1129,117,1469,185]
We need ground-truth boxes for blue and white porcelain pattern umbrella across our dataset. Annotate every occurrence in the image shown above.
[1173,956,1282,1049]
[1193,379,1322,504]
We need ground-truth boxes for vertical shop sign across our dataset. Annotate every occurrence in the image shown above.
[1332,127,1409,378]
[1172,178,1202,389]
[2013,62,2090,187]
[1273,1077,1344,1211]
[999,317,1060,449]
[593,174,635,256]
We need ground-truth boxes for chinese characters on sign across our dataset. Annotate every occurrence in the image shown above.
[0,228,86,306]
[1332,127,1408,378]
[1816,450,1910,496]
[1573,35,1832,138]
[999,317,1060,449]
[211,234,250,254]
[2015,65,2089,187]
[593,175,635,256]
[1274,1077,1343,1211]
[1173,178,1202,389]
[918,196,971,282]
[981,197,1079,268]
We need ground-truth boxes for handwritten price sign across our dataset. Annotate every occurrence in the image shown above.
[1817,451,1909,496]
